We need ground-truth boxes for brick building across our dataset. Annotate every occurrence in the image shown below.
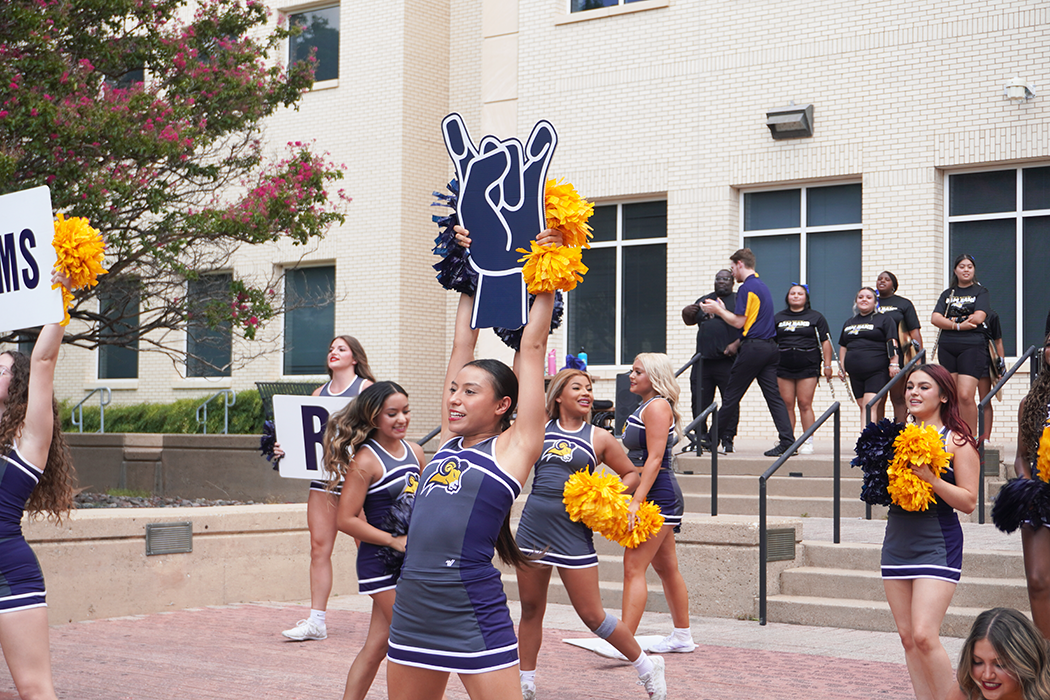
[50,0,1050,447]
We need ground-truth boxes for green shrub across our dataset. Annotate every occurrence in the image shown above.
[61,389,264,435]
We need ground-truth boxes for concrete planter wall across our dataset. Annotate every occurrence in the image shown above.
[65,433,307,503]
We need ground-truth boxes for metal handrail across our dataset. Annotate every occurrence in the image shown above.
[759,401,840,625]
[976,345,1038,523]
[864,349,927,425]
[861,349,927,519]
[417,425,442,447]
[71,387,112,433]
[675,352,702,378]
[682,401,719,514]
[196,389,235,434]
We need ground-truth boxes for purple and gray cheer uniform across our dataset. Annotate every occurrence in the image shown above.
[516,420,600,568]
[621,397,684,532]
[309,375,366,494]
[356,438,420,595]
[387,435,521,674]
[881,429,963,582]
[0,447,47,614]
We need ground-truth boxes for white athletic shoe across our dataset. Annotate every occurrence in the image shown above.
[282,619,327,641]
[647,634,696,653]
[521,682,536,700]
[799,438,814,455]
[638,656,667,700]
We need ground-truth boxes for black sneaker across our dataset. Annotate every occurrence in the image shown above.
[763,442,796,457]
[719,439,734,454]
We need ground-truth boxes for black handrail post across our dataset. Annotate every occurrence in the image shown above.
[711,407,719,516]
[759,474,767,625]
[834,404,841,544]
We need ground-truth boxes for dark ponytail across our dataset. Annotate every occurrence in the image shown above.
[464,359,518,431]
[495,512,535,568]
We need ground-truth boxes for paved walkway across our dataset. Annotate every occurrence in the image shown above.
[0,592,953,699]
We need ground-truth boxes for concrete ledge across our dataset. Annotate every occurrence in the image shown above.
[25,504,358,625]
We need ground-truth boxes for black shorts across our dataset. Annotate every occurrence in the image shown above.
[777,347,820,380]
[938,339,989,379]
[845,351,889,397]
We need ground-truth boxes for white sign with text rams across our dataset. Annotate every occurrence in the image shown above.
[0,186,63,333]
[274,395,354,480]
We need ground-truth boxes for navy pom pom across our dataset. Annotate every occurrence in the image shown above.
[431,180,478,295]
[376,495,415,575]
[992,478,1050,533]
[493,292,564,351]
[260,420,281,471]
[851,418,904,507]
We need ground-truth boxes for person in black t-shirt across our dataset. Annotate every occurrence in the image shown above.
[875,271,924,423]
[774,284,832,455]
[931,254,990,436]
[682,270,740,451]
[839,287,900,421]
[977,309,1006,441]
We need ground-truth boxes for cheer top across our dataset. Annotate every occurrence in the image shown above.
[934,285,991,346]
[622,397,675,470]
[0,446,47,613]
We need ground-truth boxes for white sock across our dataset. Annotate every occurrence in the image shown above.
[672,626,693,642]
[631,652,654,677]
[519,669,536,689]
[309,609,326,625]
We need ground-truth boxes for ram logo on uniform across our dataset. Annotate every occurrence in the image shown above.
[0,186,64,333]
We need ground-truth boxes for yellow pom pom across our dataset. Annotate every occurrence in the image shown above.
[1036,426,1050,484]
[544,179,594,249]
[887,423,951,511]
[616,501,665,549]
[52,214,107,326]
[564,469,627,528]
[517,241,588,294]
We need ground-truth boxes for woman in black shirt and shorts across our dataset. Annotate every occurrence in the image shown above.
[874,271,923,423]
[931,254,990,437]
[839,287,900,421]
[774,284,832,454]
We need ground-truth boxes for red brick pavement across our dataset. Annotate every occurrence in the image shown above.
[0,603,914,699]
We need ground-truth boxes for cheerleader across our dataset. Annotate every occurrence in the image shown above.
[385,227,666,700]
[324,381,425,700]
[882,364,978,700]
[515,368,657,699]
[931,254,991,436]
[282,335,375,641]
[839,287,900,421]
[1010,333,1050,638]
[951,607,1050,700]
[0,274,76,700]
[621,353,693,655]
[875,271,924,423]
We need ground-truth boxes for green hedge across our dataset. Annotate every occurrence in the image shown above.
[60,390,264,435]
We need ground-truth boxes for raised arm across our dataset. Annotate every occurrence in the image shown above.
[441,291,480,443]
[18,320,65,470]
[497,291,554,482]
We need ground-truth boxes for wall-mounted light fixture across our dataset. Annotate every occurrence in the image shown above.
[766,103,814,140]
[1004,77,1035,103]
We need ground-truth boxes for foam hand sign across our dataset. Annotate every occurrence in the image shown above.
[441,114,557,329]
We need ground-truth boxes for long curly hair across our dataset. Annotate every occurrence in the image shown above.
[957,607,1050,700]
[907,363,978,450]
[322,381,407,489]
[634,353,683,438]
[1019,334,1050,462]
[0,351,76,521]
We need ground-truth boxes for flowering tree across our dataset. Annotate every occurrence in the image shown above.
[0,0,349,369]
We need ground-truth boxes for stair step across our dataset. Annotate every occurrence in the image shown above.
[801,541,1026,578]
[764,595,995,638]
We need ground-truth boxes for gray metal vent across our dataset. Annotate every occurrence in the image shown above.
[145,522,193,556]
[765,528,796,562]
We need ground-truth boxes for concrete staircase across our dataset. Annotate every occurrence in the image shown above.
[506,443,1026,636]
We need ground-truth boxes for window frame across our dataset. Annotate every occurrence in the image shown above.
[943,164,1050,358]
[567,198,668,369]
[281,263,336,377]
[284,2,341,88]
[96,280,141,382]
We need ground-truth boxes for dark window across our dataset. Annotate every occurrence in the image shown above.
[289,5,340,82]
[186,274,233,378]
[744,190,800,230]
[949,170,1016,216]
[98,281,140,380]
[283,266,335,375]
